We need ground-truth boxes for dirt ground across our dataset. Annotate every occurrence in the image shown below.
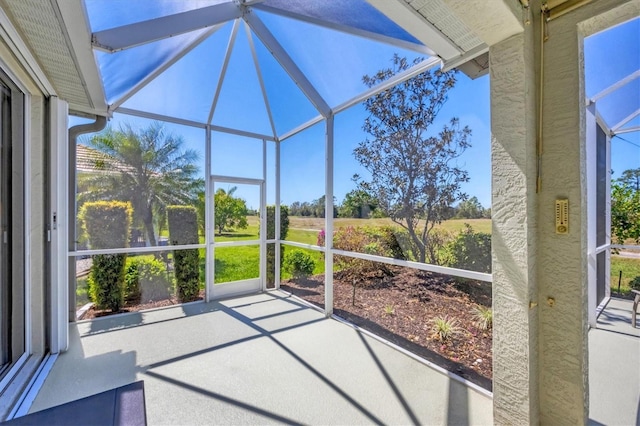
[281,267,493,391]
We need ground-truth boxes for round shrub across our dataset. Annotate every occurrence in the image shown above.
[124,257,173,304]
[283,250,315,278]
[630,276,640,291]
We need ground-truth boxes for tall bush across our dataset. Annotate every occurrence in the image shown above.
[266,205,289,287]
[442,224,491,273]
[80,201,132,311]
[167,206,200,302]
[332,226,387,280]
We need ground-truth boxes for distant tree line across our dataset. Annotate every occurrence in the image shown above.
[287,195,337,218]
[286,192,490,220]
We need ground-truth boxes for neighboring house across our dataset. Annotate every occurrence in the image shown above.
[75,144,148,248]
[0,1,636,424]
[75,144,129,174]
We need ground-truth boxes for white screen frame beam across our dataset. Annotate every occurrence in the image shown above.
[92,2,243,52]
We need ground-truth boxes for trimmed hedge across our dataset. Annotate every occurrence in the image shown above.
[266,205,289,288]
[80,201,132,311]
[167,206,200,302]
[80,201,132,249]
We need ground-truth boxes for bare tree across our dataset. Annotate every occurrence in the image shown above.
[354,55,471,263]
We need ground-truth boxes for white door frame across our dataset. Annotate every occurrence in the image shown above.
[208,175,266,300]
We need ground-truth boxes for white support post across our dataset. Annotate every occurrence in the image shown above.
[260,139,267,290]
[586,103,598,328]
[205,126,212,302]
[324,115,334,316]
[49,97,69,353]
[605,128,612,302]
[208,20,240,125]
[275,140,281,289]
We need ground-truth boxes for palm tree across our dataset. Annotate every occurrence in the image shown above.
[78,122,203,246]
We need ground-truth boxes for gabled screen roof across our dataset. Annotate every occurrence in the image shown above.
[84,0,437,138]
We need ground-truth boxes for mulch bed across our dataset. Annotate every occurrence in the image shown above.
[281,267,493,391]
[80,291,205,320]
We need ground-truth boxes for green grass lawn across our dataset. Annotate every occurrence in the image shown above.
[214,224,260,242]
[214,245,260,283]
[610,255,640,297]
[286,229,320,245]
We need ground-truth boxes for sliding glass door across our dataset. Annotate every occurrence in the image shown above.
[0,75,24,380]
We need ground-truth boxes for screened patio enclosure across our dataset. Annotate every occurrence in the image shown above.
[65,0,494,317]
[585,66,640,327]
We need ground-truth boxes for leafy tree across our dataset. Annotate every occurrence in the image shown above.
[339,189,379,218]
[214,187,248,235]
[354,55,471,263]
[312,195,338,218]
[455,196,484,219]
[78,122,202,246]
[618,168,640,192]
[196,190,206,236]
[611,168,640,244]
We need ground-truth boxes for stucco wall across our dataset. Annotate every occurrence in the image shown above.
[490,28,539,425]
[490,0,638,424]
[538,1,638,424]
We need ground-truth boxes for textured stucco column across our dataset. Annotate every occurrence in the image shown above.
[537,1,638,424]
[490,29,539,425]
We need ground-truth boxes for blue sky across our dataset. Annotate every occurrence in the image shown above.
[584,17,640,180]
[72,12,638,212]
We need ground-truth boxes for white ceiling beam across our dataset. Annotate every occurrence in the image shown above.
[442,44,489,72]
[614,126,640,135]
[92,2,242,52]
[117,107,207,129]
[612,108,640,133]
[251,4,434,56]
[278,114,325,142]
[365,0,462,60]
[54,0,107,113]
[208,20,240,124]
[590,69,640,103]
[333,56,441,115]
[118,106,277,141]
[245,12,331,117]
[245,21,278,139]
[111,26,221,111]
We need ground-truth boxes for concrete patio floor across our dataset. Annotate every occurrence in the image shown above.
[26,291,493,425]
[589,297,640,426]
